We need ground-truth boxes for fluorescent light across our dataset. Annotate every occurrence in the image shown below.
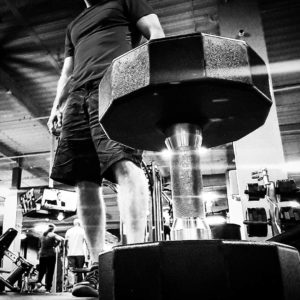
[198,147,208,155]
[161,149,172,159]
[201,191,218,202]
[206,215,226,225]
[284,161,300,173]
[20,233,27,240]
[57,212,64,221]
[34,223,49,233]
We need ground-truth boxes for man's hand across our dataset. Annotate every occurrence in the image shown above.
[48,57,73,136]
[47,106,63,136]
[136,14,165,40]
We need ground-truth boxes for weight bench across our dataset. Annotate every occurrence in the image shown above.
[0,228,35,292]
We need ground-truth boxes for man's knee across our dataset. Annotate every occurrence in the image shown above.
[76,181,103,207]
[77,181,99,193]
[113,160,144,182]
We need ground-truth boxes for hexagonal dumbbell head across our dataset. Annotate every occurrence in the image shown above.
[98,240,300,300]
[99,33,272,151]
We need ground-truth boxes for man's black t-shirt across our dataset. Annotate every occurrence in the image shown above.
[65,0,154,91]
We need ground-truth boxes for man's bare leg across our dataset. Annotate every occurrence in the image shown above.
[76,181,105,264]
[76,160,148,261]
[112,160,149,243]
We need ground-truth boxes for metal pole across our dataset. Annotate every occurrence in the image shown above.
[151,164,157,241]
[150,164,164,241]
[155,168,164,241]
[148,177,154,242]
[49,135,55,188]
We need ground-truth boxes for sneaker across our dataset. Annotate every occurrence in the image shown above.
[45,290,51,294]
[72,264,99,297]
[33,282,43,292]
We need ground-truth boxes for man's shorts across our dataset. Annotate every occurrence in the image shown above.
[50,86,143,186]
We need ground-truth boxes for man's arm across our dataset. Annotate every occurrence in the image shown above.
[64,231,70,254]
[83,234,90,259]
[54,234,64,248]
[47,56,73,135]
[136,13,165,40]
[64,239,69,255]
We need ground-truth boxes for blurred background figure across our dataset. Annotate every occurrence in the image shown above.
[65,219,89,285]
[163,217,171,241]
[35,224,63,293]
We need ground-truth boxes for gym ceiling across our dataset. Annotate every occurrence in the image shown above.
[0,0,299,201]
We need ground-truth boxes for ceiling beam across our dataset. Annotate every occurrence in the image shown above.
[0,142,20,164]
[280,123,300,135]
[0,141,49,186]
[3,0,61,74]
[0,67,49,131]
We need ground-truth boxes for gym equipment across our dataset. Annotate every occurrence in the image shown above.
[143,162,165,242]
[244,183,267,200]
[276,179,300,231]
[0,228,35,292]
[276,179,300,202]
[118,162,165,244]
[210,223,241,240]
[98,240,300,300]
[279,206,300,231]
[244,169,281,237]
[244,207,269,237]
[0,269,9,293]
[99,33,272,240]
[69,267,90,285]
[244,170,300,236]
[268,224,300,252]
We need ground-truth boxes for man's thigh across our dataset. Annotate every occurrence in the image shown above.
[67,256,76,268]
[75,256,85,268]
[51,90,102,186]
[68,256,85,268]
[87,90,143,183]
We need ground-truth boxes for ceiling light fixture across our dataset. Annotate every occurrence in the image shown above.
[57,212,64,221]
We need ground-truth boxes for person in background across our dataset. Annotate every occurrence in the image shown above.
[47,0,164,297]
[163,217,171,241]
[35,224,63,293]
[65,218,89,284]
[56,191,66,208]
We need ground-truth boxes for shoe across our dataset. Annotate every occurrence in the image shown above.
[33,282,43,292]
[72,264,99,297]
[45,290,51,294]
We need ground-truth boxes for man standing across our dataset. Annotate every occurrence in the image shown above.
[35,224,63,293]
[47,0,164,297]
[65,219,89,284]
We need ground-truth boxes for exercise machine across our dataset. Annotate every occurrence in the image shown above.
[0,228,36,293]
[244,168,300,237]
